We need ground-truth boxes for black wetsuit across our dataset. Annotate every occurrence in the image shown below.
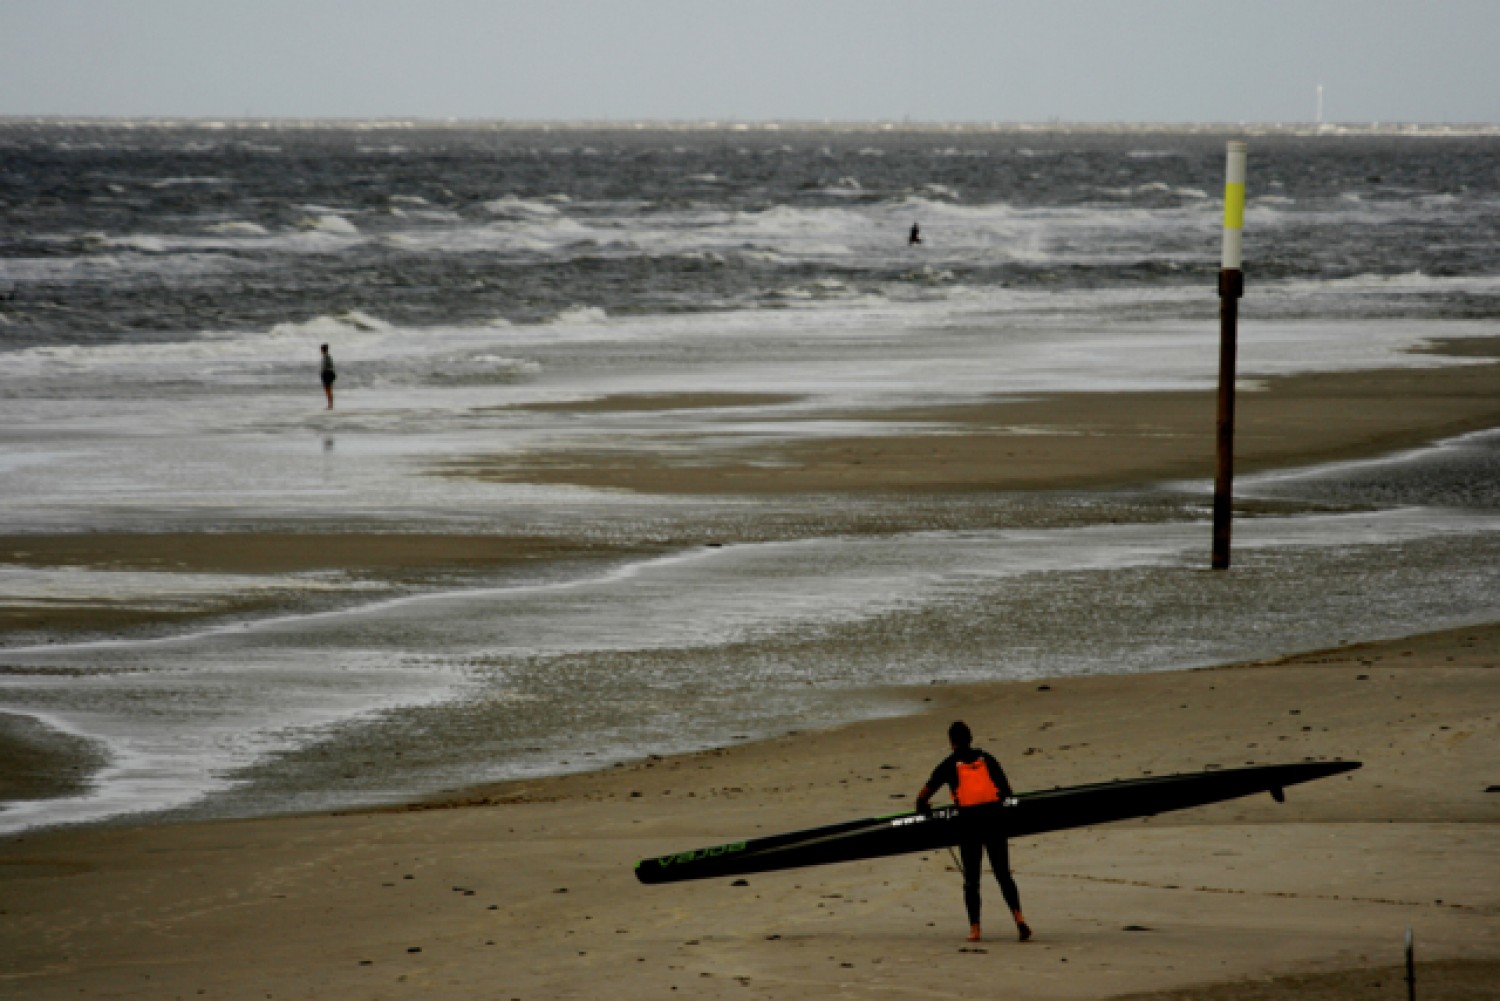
[925,748,1023,924]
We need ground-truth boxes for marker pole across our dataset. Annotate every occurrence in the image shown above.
[1213,141,1247,570]
[1406,927,1416,1001]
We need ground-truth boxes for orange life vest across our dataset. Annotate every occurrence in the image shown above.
[954,756,1002,807]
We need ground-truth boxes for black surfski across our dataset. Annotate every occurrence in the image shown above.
[635,760,1359,885]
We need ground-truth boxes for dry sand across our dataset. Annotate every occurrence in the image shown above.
[2,345,1499,999]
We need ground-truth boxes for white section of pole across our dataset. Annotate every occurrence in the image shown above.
[1221,141,1248,269]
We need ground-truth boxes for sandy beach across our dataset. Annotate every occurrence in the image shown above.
[2,348,1499,999]
[1,625,1495,1000]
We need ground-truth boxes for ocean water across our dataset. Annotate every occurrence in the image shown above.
[2,122,1498,833]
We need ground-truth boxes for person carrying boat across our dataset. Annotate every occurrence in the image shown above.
[915,720,1031,942]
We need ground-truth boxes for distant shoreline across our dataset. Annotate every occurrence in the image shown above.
[5,117,1500,136]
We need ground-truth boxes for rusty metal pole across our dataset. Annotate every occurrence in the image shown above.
[1213,141,1247,570]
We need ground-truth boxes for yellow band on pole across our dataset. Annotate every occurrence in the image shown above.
[1223,181,1246,230]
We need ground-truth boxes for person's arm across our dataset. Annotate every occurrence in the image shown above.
[915,781,937,813]
[915,758,952,812]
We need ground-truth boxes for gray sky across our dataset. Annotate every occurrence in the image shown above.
[3,0,1497,123]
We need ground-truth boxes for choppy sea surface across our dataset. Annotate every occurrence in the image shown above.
[2,122,1498,834]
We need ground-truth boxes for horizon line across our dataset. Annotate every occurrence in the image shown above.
[4,115,1499,134]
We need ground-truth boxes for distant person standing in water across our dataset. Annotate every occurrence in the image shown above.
[909,221,922,245]
[320,343,336,409]
[916,720,1030,943]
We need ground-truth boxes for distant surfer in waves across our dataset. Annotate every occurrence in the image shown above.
[916,721,1031,942]
[908,221,922,246]
[320,343,336,409]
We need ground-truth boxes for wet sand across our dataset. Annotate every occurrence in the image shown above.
[447,343,1500,495]
[5,347,1498,644]
[0,533,658,638]
[2,345,1499,998]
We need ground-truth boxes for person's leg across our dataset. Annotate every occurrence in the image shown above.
[986,835,1030,941]
[960,837,984,940]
